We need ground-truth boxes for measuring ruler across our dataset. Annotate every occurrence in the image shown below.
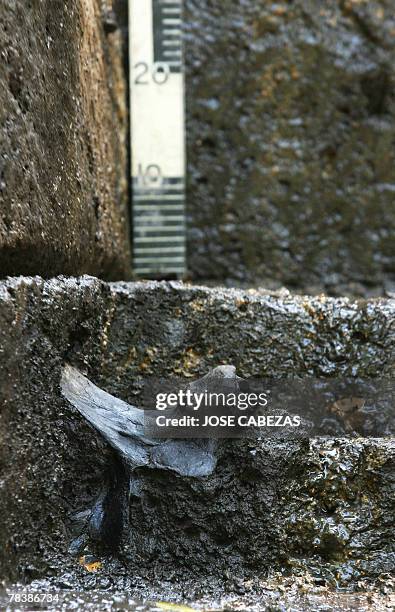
[129,0,186,278]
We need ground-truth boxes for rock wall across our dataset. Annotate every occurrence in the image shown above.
[2,0,394,290]
[0,0,131,279]
[184,0,395,293]
[0,277,393,587]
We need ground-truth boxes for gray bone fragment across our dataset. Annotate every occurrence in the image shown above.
[61,364,218,478]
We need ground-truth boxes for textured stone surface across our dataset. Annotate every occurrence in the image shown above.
[184,0,395,292]
[0,0,130,279]
[0,277,394,590]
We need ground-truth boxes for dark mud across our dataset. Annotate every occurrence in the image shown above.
[0,1,130,279]
[0,277,394,600]
[184,0,395,293]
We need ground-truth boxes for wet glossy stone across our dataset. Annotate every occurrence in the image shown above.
[0,277,393,591]
[183,1,395,292]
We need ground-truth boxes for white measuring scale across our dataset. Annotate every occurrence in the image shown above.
[129,0,186,277]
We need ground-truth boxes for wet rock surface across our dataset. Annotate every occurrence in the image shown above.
[1,578,394,611]
[0,1,130,279]
[183,0,395,292]
[0,276,394,598]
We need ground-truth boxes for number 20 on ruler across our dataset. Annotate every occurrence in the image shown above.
[130,0,186,277]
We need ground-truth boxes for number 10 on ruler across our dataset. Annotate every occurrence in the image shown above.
[129,0,186,278]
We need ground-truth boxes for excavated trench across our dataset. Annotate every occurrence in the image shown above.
[1,2,395,610]
[0,276,393,609]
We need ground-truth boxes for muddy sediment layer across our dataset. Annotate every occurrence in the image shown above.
[0,277,393,589]
[0,1,130,279]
